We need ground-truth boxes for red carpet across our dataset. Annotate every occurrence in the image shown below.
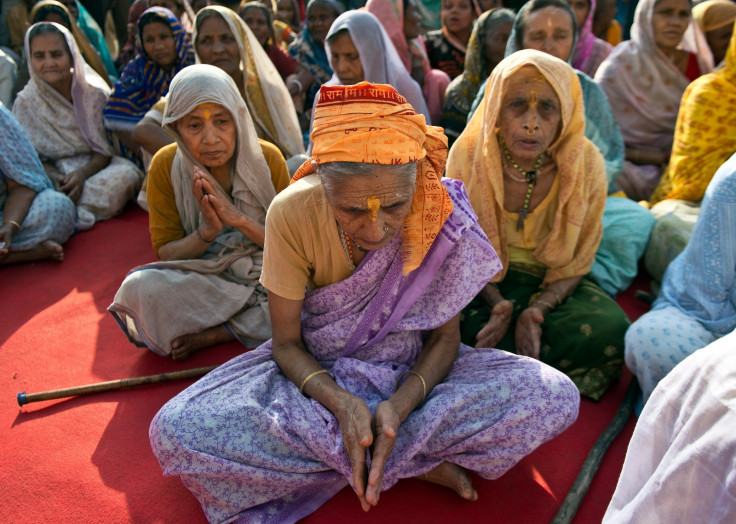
[0,204,649,524]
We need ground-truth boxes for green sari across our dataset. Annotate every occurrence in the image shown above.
[461,264,629,401]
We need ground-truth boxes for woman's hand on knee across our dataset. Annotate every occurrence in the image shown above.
[515,308,544,359]
[475,299,513,348]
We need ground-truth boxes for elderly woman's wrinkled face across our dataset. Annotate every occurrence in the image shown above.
[196,15,240,77]
[142,21,177,70]
[652,0,691,51]
[241,7,270,47]
[308,4,338,45]
[522,6,575,62]
[498,66,562,163]
[329,32,364,85]
[484,21,512,69]
[30,32,72,90]
[176,104,237,170]
[324,166,415,251]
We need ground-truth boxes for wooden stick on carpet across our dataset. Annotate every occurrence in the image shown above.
[17,365,219,407]
[551,378,641,524]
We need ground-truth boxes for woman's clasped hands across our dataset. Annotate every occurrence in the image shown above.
[337,393,401,512]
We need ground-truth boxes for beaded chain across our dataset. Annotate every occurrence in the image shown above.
[338,224,356,271]
[498,135,545,231]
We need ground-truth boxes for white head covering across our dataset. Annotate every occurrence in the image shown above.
[594,0,713,149]
[324,10,432,123]
[16,22,113,159]
[193,6,305,158]
[163,64,275,246]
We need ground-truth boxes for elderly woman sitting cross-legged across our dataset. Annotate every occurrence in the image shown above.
[109,64,290,361]
[148,82,580,523]
[448,50,631,401]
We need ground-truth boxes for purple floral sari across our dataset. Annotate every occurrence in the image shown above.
[150,180,580,523]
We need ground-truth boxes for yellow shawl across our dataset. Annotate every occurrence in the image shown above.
[446,50,606,285]
[651,20,736,204]
[292,82,453,275]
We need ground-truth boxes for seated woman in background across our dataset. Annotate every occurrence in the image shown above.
[0,103,75,266]
[103,7,195,165]
[133,5,304,171]
[148,81,580,523]
[448,50,631,400]
[625,152,736,408]
[366,0,451,125]
[566,0,613,77]
[441,7,514,144]
[275,0,302,33]
[14,23,142,231]
[644,20,736,281]
[115,0,149,73]
[288,0,343,114]
[318,9,430,128]
[238,0,315,104]
[425,0,477,79]
[595,0,712,202]
[109,65,289,361]
[692,0,736,67]
[592,0,621,45]
[30,0,115,86]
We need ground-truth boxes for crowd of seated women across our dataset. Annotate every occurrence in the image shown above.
[2,0,735,520]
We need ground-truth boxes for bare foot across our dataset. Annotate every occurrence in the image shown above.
[170,325,233,361]
[1,240,64,265]
[416,462,478,501]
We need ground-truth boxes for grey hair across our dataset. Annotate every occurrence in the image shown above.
[317,161,417,195]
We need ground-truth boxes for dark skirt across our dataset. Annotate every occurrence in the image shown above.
[461,265,630,401]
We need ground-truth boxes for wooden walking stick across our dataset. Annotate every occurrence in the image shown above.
[17,365,219,407]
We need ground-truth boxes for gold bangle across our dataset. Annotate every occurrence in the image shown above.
[299,369,334,396]
[395,370,427,402]
[5,220,21,231]
[532,299,555,312]
[546,288,562,306]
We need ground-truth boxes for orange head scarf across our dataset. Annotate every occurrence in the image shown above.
[292,82,453,275]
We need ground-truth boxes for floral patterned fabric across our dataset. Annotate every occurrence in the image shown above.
[150,179,580,523]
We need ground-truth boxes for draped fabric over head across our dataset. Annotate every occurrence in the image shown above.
[292,82,453,275]
[162,64,275,242]
[594,0,713,150]
[651,19,736,204]
[324,10,432,123]
[194,6,304,157]
[30,0,113,86]
[15,22,115,160]
[446,50,607,284]
[288,0,343,86]
[504,2,624,189]
[693,0,736,35]
[570,0,613,76]
[443,8,516,131]
[103,7,195,132]
[365,0,433,74]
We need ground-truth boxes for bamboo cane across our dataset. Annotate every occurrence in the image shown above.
[17,365,219,407]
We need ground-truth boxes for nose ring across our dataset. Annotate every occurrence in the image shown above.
[383,226,389,232]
